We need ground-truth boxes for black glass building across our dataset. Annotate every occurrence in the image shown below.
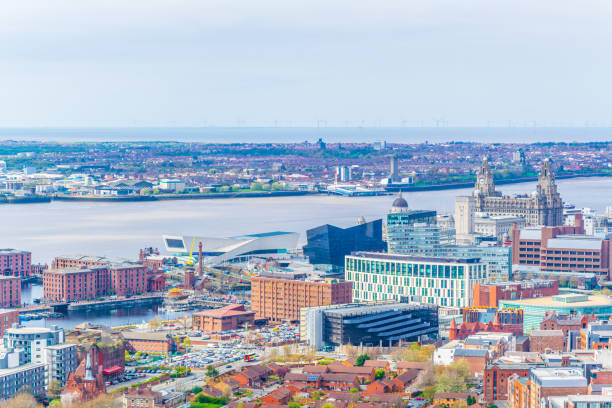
[302,219,386,269]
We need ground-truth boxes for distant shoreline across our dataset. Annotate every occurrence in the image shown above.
[2,172,610,204]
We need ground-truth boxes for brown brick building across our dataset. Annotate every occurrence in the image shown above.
[44,256,151,301]
[511,214,612,281]
[484,361,538,402]
[529,330,565,353]
[0,276,20,307]
[473,280,558,308]
[528,368,587,408]
[192,304,255,333]
[251,275,352,322]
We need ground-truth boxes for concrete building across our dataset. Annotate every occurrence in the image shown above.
[0,249,32,277]
[0,363,45,400]
[473,280,559,308]
[455,158,563,237]
[3,325,65,364]
[346,252,486,308]
[251,274,352,322]
[192,304,255,333]
[163,231,299,266]
[300,302,438,348]
[473,214,526,242]
[43,343,78,387]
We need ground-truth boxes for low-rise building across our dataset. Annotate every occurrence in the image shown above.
[530,330,565,353]
[121,332,176,354]
[473,280,559,309]
[498,294,612,333]
[192,304,255,333]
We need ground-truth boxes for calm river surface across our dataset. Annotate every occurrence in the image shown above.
[2,177,612,329]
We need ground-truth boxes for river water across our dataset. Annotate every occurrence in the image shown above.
[3,177,612,329]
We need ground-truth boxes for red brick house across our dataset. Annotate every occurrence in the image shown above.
[232,365,272,387]
[261,387,291,406]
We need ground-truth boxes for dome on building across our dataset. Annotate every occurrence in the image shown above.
[392,193,408,209]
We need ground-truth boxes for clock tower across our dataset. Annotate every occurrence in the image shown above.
[474,156,497,197]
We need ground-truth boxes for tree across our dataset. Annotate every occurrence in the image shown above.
[47,379,62,399]
[178,314,191,331]
[601,287,612,296]
[148,316,162,330]
[467,395,476,405]
[288,402,301,408]
[183,337,192,350]
[375,369,385,380]
[355,354,370,366]
[191,386,203,394]
[206,365,219,378]
[0,393,38,408]
[321,404,337,408]
[422,385,437,401]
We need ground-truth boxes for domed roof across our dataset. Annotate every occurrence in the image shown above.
[392,192,408,208]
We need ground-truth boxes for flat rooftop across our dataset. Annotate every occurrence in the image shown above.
[0,249,29,255]
[349,251,481,264]
[500,294,612,308]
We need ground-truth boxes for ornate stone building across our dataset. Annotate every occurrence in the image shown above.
[456,158,563,235]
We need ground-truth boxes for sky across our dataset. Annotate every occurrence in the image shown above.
[2,0,612,127]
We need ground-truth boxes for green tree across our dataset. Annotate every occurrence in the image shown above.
[375,369,385,379]
[467,395,476,405]
[422,385,437,401]
[206,365,219,378]
[191,386,203,394]
[355,354,370,366]
[288,402,301,408]
[47,380,62,399]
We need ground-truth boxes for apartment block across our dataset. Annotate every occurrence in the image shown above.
[251,274,352,322]
[0,276,21,308]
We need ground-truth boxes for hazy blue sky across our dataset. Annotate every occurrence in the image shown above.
[2,1,612,127]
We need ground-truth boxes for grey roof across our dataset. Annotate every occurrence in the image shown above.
[121,331,171,341]
[350,251,481,264]
[519,228,542,240]
[548,238,602,250]
[530,368,587,388]
[531,330,564,337]
[453,348,489,358]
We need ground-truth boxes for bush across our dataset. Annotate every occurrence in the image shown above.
[349,388,359,393]
[196,394,227,405]
[191,386,203,394]
[355,354,370,367]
